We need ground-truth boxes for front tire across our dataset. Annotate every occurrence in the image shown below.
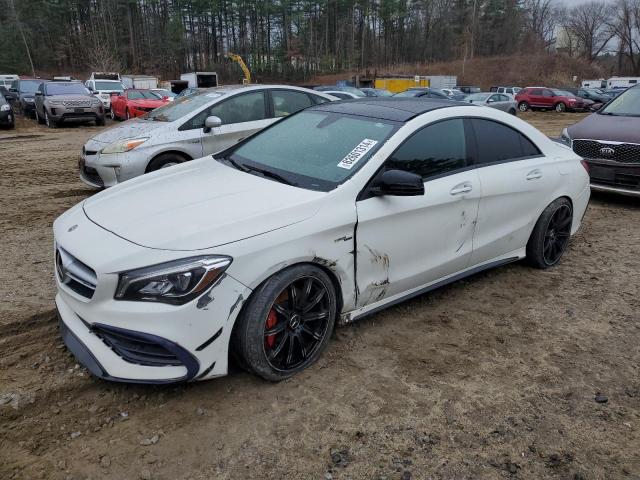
[96,116,105,126]
[232,265,337,381]
[125,109,131,120]
[44,110,57,129]
[509,108,517,115]
[146,152,186,172]
[110,108,116,120]
[555,102,566,112]
[526,198,573,269]
[518,101,529,112]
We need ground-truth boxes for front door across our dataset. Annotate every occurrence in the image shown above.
[355,119,481,307]
[201,91,274,155]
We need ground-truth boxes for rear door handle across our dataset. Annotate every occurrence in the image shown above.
[526,169,543,180]
[450,182,473,195]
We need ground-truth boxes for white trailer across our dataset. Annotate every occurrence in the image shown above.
[0,74,19,87]
[581,79,606,89]
[180,72,218,88]
[121,75,159,90]
[424,75,457,89]
[607,77,640,89]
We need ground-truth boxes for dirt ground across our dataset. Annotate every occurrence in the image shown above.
[1,111,638,480]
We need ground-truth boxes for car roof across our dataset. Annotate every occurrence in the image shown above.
[309,98,466,122]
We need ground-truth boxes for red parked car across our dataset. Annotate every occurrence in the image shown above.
[109,89,170,120]
[515,87,589,113]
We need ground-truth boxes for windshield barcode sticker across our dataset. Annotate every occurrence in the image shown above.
[337,139,378,170]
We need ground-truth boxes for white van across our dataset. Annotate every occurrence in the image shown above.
[0,74,19,88]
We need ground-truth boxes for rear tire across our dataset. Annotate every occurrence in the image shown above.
[146,152,186,172]
[518,102,529,112]
[526,198,573,269]
[232,264,337,381]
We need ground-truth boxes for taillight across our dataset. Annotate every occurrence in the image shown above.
[580,160,590,173]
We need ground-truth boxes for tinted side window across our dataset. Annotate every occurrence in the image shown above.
[310,94,330,105]
[272,90,312,118]
[529,89,542,96]
[471,119,541,164]
[210,91,266,125]
[386,119,467,180]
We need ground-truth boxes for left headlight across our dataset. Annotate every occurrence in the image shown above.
[101,137,149,154]
[560,128,572,147]
[0,104,10,112]
[115,256,232,305]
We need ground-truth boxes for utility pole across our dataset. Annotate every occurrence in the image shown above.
[8,0,36,77]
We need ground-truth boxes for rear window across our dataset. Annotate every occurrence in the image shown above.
[471,119,541,164]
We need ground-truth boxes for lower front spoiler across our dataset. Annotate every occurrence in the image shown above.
[57,310,199,385]
[591,183,640,198]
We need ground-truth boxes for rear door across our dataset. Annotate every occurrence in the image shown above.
[527,88,544,107]
[201,90,273,155]
[541,89,555,108]
[355,119,481,305]
[468,118,558,265]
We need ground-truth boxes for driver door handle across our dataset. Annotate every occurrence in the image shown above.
[450,182,473,195]
[526,169,543,180]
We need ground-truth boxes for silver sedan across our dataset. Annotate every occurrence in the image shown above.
[464,92,517,115]
[79,85,336,188]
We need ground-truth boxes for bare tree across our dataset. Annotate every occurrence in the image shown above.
[522,0,561,50]
[563,1,615,62]
[607,0,640,74]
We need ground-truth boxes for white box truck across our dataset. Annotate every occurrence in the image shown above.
[121,75,159,90]
[180,72,218,88]
[581,79,606,89]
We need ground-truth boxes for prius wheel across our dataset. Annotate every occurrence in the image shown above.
[526,198,573,269]
[146,153,186,172]
[233,265,337,381]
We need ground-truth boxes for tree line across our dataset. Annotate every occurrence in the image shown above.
[1,0,639,82]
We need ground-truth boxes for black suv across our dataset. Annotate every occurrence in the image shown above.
[8,78,45,117]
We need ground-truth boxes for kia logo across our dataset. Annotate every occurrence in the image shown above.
[599,147,615,156]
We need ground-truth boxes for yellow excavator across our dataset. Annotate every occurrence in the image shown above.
[226,52,251,84]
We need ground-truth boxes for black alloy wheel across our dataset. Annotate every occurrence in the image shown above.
[542,204,572,265]
[263,276,332,372]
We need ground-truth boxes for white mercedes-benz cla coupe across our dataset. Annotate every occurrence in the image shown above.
[54,98,590,384]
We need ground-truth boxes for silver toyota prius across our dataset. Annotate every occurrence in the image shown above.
[79,85,336,187]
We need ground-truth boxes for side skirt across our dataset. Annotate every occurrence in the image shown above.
[343,256,521,324]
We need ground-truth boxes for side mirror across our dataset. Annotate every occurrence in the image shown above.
[203,115,222,133]
[592,103,602,111]
[35,91,43,96]
[373,169,424,196]
[9,88,17,93]
[487,98,495,103]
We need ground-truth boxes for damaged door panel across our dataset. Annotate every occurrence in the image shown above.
[354,169,481,308]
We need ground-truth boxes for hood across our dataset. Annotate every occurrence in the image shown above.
[82,158,324,251]
[88,118,166,144]
[129,99,166,108]
[568,113,640,143]
[49,94,95,102]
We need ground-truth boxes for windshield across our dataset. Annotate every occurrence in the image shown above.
[154,89,176,98]
[20,80,42,93]
[226,110,398,191]
[95,81,123,91]
[600,86,640,116]
[552,89,573,97]
[145,91,222,122]
[47,82,89,96]
[466,93,490,101]
[128,90,161,100]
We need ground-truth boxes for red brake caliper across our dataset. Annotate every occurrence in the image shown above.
[265,309,278,349]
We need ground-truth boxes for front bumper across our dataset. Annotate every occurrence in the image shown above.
[585,159,640,197]
[49,105,104,123]
[79,142,149,188]
[55,254,250,383]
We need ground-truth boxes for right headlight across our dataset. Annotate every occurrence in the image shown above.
[115,255,232,305]
[560,128,572,147]
[101,137,149,154]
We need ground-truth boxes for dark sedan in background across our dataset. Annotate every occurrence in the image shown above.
[562,85,640,197]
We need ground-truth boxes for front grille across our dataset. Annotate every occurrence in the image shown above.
[91,325,183,367]
[62,100,92,107]
[588,162,640,190]
[56,247,97,299]
[573,140,640,164]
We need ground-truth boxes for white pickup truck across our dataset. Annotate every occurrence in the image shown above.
[85,73,124,111]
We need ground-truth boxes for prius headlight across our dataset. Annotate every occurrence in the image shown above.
[101,137,149,154]
[115,256,232,305]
